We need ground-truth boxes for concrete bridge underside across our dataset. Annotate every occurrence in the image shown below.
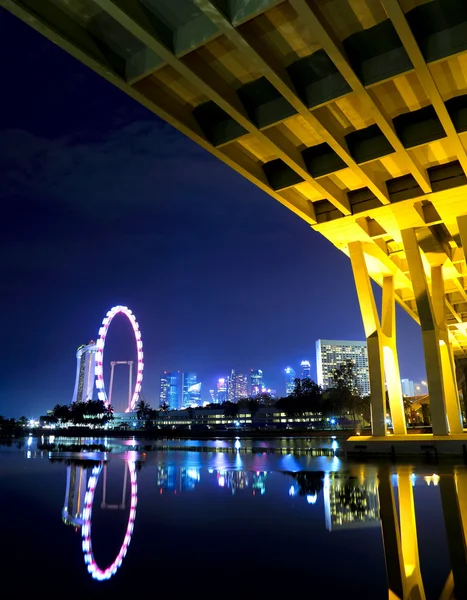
[5,0,467,440]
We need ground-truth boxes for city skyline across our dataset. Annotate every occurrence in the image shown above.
[0,10,427,418]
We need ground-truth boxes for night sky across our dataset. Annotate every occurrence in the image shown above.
[0,10,426,417]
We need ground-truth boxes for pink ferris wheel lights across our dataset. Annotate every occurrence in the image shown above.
[94,305,144,413]
[81,461,137,581]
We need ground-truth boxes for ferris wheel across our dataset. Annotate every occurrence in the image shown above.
[95,305,143,413]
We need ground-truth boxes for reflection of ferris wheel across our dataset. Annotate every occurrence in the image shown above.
[81,461,137,581]
[95,305,143,413]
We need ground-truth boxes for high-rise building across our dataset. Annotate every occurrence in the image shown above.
[285,366,296,395]
[316,339,370,396]
[301,360,311,379]
[401,378,415,397]
[217,378,228,403]
[160,371,180,410]
[160,372,169,407]
[228,370,249,402]
[250,369,263,397]
[182,372,198,408]
[72,341,96,404]
[209,389,216,404]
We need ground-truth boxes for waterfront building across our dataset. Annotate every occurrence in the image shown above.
[182,372,198,408]
[285,366,296,395]
[72,341,96,404]
[162,371,180,410]
[301,360,311,379]
[160,372,169,407]
[217,378,228,403]
[250,369,263,397]
[316,339,370,396]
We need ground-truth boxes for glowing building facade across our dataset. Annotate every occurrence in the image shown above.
[72,341,96,404]
[228,370,249,402]
[316,339,370,396]
[162,372,180,410]
[160,372,169,407]
[250,369,263,397]
[301,360,311,379]
[217,378,227,403]
[285,367,296,396]
[182,372,197,408]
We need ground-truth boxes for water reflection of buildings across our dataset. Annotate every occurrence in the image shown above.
[157,466,200,493]
[323,473,379,531]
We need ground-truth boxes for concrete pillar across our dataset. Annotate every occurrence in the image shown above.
[348,241,406,436]
[401,228,450,435]
[401,228,463,434]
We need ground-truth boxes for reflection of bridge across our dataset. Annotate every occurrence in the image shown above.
[10,0,467,446]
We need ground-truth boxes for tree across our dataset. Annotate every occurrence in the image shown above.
[222,401,239,418]
[325,361,364,430]
[52,404,70,424]
[159,401,169,412]
[136,399,151,421]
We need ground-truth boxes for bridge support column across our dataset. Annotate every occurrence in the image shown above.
[349,241,406,436]
[401,228,462,435]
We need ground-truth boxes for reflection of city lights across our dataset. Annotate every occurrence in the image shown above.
[410,473,417,486]
[218,476,225,487]
[27,450,31,459]
[235,439,241,450]
[331,440,338,451]
[186,469,200,481]
[208,469,214,474]
[27,435,32,447]
[82,461,137,581]
[289,485,295,497]
[307,493,317,505]
[424,474,440,486]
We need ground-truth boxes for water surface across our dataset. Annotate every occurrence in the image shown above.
[1,436,464,598]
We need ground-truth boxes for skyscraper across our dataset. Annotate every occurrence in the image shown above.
[182,372,198,408]
[316,340,370,396]
[228,370,249,403]
[250,369,263,397]
[301,360,311,379]
[160,372,169,407]
[285,366,296,396]
[72,341,97,404]
[161,371,180,410]
[217,378,228,403]
[401,378,415,397]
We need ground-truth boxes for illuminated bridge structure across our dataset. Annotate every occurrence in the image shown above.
[6,0,467,443]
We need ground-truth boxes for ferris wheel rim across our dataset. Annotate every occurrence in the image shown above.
[94,305,143,413]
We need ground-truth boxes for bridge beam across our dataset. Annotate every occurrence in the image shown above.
[401,228,462,435]
[348,241,406,436]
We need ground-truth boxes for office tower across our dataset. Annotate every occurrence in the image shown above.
[161,371,180,409]
[301,360,311,379]
[217,378,228,403]
[250,369,263,397]
[160,372,169,407]
[209,389,216,404]
[187,382,202,407]
[316,339,370,396]
[401,378,415,397]
[182,372,198,408]
[72,341,97,403]
[228,370,249,402]
[285,366,296,395]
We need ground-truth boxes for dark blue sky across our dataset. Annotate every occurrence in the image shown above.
[0,9,425,417]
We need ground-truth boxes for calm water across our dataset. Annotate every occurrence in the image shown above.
[1,436,466,599]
